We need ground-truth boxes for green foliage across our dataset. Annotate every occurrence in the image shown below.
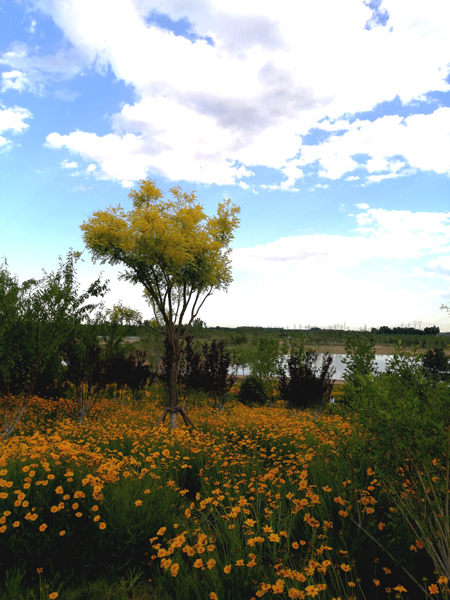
[246,335,281,402]
[80,179,241,422]
[0,253,107,437]
[237,375,267,406]
[341,344,450,580]
[277,349,335,410]
[342,335,377,384]
[161,336,236,410]
[420,348,450,382]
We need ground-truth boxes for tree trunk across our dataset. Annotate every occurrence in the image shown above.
[168,340,179,429]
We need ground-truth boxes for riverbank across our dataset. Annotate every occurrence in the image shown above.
[305,342,447,355]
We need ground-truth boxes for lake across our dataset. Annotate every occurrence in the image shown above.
[235,354,390,380]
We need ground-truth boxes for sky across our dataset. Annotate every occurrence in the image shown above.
[2,0,450,331]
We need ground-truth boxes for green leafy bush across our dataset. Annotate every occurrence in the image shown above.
[237,375,267,405]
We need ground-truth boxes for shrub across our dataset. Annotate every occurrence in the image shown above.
[277,350,335,411]
[237,375,267,406]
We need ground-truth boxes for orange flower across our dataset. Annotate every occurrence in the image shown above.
[373,579,380,587]
[99,522,106,530]
[207,559,216,569]
[170,563,179,577]
[393,585,407,593]
[39,523,47,532]
[135,500,142,507]
[272,579,285,594]
[223,564,231,574]
[305,585,319,597]
[340,564,351,572]
[438,577,449,585]
[194,559,204,569]
[49,593,59,599]
[209,594,218,600]
[428,584,439,595]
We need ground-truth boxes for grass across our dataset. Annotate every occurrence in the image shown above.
[0,390,448,599]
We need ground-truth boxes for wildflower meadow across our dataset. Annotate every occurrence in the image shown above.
[1,382,449,600]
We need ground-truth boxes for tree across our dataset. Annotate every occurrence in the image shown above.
[80,179,240,428]
[247,335,281,404]
[0,252,107,437]
[277,349,335,411]
[342,335,377,388]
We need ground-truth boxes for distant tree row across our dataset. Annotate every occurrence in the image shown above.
[372,325,440,335]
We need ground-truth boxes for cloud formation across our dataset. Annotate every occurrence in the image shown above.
[3,0,450,185]
[0,104,32,149]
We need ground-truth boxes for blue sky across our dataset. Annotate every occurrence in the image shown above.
[2,0,450,331]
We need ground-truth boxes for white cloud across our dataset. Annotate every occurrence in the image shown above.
[298,108,450,180]
[8,0,450,185]
[355,203,369,209]
[61,159,78,169]
[197,207,450,326]
[0,41,85,95]
[425,256,450,277]
[0,104,32,149]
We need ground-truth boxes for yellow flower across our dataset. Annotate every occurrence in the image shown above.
[207,559,216,569]
[194,559,204,569]
[292,542,299,549]
[438,577,449,585]
[269,533,280,543]
[272,579,285,594]
[170,563,179,577]
[99,522,106,530]
[59,531,65,536]
[12,521,20,528]
[393,585,407,594]
[39,523,48,532]
[223,564,231,574]
[49,593,59,599]
[157,527,166,536]
[428,584,439,595]
[135,500,142,507]
[209,594,218,600]
[340,564,351,572]
[305,585,319,597]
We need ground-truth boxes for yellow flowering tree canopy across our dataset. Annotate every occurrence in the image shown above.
[80,179,240,426]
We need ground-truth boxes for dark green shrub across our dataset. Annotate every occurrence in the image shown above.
[277,350,335,410]
[238,375,267,406]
